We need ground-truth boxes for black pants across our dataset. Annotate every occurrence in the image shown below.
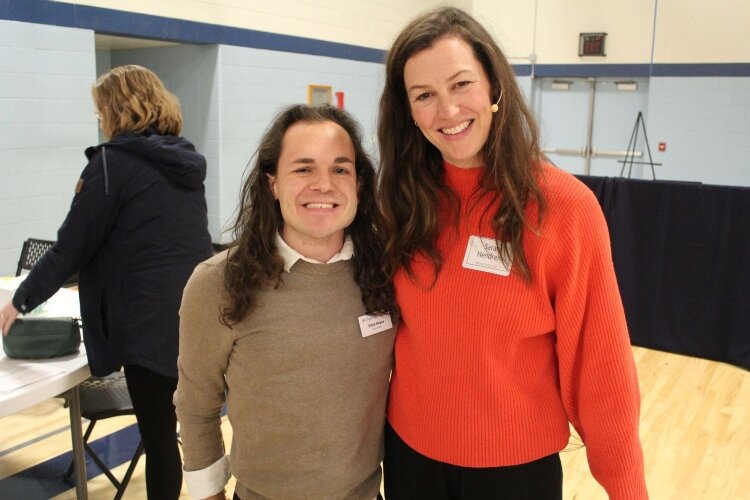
[234,494,382,500]
[384,422,562,500]
[123,364,182,500]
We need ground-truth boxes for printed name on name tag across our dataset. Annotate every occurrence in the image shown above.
[462,235,512,276]
[357,312,393,337]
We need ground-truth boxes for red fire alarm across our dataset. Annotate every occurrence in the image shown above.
[658,142,666,152]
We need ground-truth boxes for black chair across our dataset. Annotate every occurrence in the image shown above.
[63,373,144,500]
[15,238,78,286]
[16,238,55,276]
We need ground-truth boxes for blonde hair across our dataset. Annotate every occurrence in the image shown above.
[92,65,182,139]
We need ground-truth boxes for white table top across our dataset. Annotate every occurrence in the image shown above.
[0,346,91,418]
[0,279,88,418]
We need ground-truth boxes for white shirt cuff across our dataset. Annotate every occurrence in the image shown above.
[184,454,231,499]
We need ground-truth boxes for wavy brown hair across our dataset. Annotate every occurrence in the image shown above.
[378,7,546,281]
[92,64,182,139]
[222,104,394,326]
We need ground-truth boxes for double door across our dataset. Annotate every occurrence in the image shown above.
[532,77,650,177]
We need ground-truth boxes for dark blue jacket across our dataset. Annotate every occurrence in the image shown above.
[14,129,212,377]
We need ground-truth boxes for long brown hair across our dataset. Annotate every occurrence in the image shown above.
[222,104,394,326]
[92,65,182,139]
[378,7,546,281]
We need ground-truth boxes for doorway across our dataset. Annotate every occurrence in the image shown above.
[532,77,650,177]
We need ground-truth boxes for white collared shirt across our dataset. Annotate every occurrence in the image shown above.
[183,232,355,499]
[183,455,230,499]
[275,233,354,272]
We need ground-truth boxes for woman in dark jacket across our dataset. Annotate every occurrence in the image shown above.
[0,65,212,499]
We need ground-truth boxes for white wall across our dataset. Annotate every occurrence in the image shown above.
[478,0,750,65]
[54,0,459,50]
[473,1,537,61]
[654,0,750,63]
[0,20,98,275]
[476,0,655,64]
[5,0,748,75]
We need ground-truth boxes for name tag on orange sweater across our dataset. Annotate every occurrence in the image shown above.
[462,235,512,276]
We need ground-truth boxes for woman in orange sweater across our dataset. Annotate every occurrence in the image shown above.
[377,7,648,499]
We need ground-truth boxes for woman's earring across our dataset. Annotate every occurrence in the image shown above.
[490,89,503,113]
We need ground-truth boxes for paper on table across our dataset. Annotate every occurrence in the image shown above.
[0,275,27,307]
[0,350,86,395]
[0,275,27,289]
[0,362,65,395]
[39,288,81,318]
[0,274,80,318]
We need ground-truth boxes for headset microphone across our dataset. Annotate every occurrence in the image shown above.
[490,89,503,113]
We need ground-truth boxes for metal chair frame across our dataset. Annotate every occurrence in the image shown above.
[63,373,144,500]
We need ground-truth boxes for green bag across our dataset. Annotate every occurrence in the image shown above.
[2,317,81,359]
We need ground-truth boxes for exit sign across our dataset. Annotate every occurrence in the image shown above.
[579,32,607,57]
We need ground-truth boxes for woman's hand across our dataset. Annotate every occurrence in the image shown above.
[0,301,20,336]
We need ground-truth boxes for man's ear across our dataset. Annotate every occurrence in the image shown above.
[266,173,278,200]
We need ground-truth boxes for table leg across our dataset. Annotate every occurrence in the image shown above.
[67,386,88,500]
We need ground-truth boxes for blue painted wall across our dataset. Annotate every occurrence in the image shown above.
[647,77,750,186]
[0,4,385,273]
[0,19,97,275]
[0,0,748,275]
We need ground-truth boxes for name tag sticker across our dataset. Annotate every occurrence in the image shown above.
[462,235,512,276]
[358,312,393,338]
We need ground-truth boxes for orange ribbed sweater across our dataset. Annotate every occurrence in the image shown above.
[387,163,648,499]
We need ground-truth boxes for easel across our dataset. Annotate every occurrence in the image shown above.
[618,111,661,179]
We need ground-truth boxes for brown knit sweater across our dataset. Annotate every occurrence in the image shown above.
[175,252,395,499]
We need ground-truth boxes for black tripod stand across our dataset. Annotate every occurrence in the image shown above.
[618,111,661,179]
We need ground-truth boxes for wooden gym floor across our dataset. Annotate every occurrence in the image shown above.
[0,346,748,499]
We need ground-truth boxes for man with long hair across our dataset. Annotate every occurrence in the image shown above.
[175,105,395,500]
